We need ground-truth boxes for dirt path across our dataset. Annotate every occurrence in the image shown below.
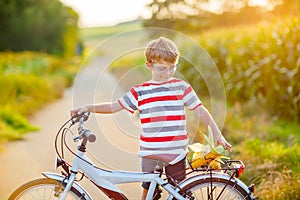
[0,57,143,199]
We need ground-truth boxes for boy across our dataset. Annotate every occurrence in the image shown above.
[70,36,232,199]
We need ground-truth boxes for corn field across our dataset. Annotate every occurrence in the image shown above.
[180,16,300,122]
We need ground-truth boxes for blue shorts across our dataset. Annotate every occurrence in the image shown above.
[141,157,186,190]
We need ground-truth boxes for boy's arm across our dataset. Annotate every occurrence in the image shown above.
[71,102,124,117]
[194,105,232,150]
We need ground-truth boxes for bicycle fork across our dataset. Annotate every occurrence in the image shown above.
[58,172,77,200]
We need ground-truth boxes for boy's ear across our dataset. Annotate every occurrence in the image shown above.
[145,61,152,68]
[146,61,151,67]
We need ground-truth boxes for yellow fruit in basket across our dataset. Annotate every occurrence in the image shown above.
[205,151,220,160]
[191,151,220,169]
[210,160,221,170]
[191,157,209,169]
[189,126,230,169]
[192,152,203,160]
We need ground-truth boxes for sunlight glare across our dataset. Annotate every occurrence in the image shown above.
[249,0,269,6]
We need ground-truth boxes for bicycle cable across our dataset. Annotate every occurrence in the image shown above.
[54,118,73,160]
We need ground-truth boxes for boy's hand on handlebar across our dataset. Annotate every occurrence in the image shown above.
[70,106,88,118]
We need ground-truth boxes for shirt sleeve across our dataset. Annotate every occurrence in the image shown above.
[118,87,139,113]
[183,85,202,110]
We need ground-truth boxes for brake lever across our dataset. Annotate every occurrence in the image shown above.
[71,112,90,123]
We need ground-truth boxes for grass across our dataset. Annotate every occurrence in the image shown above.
[80,20,145,57]
[0,109,39,142]
[223,103,300,198]
[0,51,79,147]
[256,169,300,199]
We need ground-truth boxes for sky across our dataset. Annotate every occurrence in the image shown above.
[60,0,152,27]
[60,0,272,28]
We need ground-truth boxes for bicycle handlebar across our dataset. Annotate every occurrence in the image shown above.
[72,112,96,143]
[77,127,96,142]
[71,111,90,123]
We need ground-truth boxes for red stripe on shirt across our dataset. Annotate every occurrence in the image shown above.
[139,95,183,106]
[141,115,185,124]
[183,86,192,97]
[140,134,188,142]
[130,88,138,100]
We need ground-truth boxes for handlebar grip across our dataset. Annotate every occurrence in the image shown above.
[84,130,96,142]
[72,112,90,123]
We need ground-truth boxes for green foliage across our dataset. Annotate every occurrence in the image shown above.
[256,170,300,200]
[0,51,77,144]
[0,121,22,143]
[0,74,52,115]
[0,0,80,56]
[223,104,300,199]
[239,139,300,198]
[242,139,299,171]
[0,109,38,142]
[182,16,300,122]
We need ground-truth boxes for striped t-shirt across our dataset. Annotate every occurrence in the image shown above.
[118,78,202,164]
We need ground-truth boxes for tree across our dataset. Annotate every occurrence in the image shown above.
[145,0,285,20]
[143,0,296,32]
[0,0,79,56]
[143,0,206,34]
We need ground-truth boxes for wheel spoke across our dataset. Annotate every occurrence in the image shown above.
[9,178,85,200]
[183,177,251,200]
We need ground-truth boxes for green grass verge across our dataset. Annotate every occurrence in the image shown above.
[0,51,79,147]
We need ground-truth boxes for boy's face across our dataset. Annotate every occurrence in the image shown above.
[149,61,177,82]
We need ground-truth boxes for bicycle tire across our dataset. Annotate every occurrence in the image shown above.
[174,176,254,200]
[8,178,87,200]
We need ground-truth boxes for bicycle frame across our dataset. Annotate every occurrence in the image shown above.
[51,145,186,200]
[34,113,254,200]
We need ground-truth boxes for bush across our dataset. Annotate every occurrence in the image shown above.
[0,109,38,143]
[0,51,77,144]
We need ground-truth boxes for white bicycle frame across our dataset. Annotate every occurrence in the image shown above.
[46,147,186,200]
[39,113,254,200]
[42,148,255,200]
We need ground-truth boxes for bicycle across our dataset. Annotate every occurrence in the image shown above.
[9,112,256,200]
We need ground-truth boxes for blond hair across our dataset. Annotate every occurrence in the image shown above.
[145,37,179,64]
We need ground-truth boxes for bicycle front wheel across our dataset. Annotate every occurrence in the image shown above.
[177,177,253,200]
[9,178,87,200]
